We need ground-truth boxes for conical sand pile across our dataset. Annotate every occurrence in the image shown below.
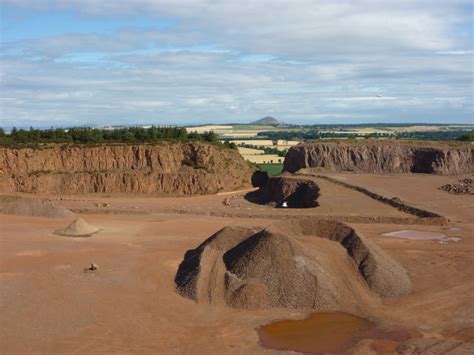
[54,218,101,237]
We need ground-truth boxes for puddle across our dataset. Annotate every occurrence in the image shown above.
[260,312,410,354]
[438,237,463,244]
[382,230,462,243]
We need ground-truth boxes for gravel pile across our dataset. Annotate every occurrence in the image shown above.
[439,178,473,195]
[0,198,74,218]
[175,218,411,311]
[54,218,101,237]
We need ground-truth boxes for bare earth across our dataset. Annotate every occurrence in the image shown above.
[0,173,473,354]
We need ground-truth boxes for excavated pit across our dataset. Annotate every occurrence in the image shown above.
[246,176,320,208]
[175,218,411,312]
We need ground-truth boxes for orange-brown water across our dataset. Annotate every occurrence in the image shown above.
[259,312,376,353]
[259,312,416,354]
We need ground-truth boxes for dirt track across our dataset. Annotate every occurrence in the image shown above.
[0,173,473,354]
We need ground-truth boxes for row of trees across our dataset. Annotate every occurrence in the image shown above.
[457,133,474,141]
[238,143,287,157]
[257,129,368,140]
[0,126,219,144]
[257,129,474,141]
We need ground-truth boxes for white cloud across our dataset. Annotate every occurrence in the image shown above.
[187,98,210,105]
[0,0,472,125]
[436,50,473,55]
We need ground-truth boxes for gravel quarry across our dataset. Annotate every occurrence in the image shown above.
[0,141,473,354]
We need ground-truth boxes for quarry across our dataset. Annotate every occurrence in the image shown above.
[2,0,473,352]
[0,140,473,354]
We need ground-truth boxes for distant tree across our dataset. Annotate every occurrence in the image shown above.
[123,131,135,142]
[457,133,474,141]
[201,131,218,142]
[13,129,29,143]
[149,126,160,140]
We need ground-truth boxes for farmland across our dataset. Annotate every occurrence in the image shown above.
[186,123,474,164]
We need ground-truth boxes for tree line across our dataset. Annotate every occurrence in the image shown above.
[0,126,220,145]
[257,129,474,141]
[238,143,287,157]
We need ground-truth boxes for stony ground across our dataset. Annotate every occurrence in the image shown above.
[0,173,473,354]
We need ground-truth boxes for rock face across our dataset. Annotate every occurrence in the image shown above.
[250,176,320,207]
[283,141,473,175]
[175,219,411,311]
[0,142,254,195]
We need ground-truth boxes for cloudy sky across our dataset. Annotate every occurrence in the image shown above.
[0,0,473,127]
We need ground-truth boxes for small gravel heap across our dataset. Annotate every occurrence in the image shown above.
[439,178,473,195]
[54,218,101,237]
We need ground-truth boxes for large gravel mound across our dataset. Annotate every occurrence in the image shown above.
[0,198,74,218]
[175,218,411,311]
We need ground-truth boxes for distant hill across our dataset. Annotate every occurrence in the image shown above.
[250,116,283,126]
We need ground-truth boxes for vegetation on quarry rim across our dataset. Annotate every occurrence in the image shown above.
[0,126,239,149]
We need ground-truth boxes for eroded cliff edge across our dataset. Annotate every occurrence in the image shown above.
[283,141,473,175]
[0,142,254,195]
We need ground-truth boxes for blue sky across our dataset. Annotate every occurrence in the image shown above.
[0,0,473,127]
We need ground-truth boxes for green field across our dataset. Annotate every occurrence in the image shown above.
[257,163,283,177]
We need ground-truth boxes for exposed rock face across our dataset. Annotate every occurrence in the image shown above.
[0,142,254,195]
[175,219,411,311]
[250,176,320,207]
[284,142,473,175]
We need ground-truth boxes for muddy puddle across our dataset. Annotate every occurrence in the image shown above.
[259,312,412,354]
[382,230,462,243]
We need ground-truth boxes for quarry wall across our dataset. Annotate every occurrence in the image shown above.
[283,141,473,175]
[0,142,254,195]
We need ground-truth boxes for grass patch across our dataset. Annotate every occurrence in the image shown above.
[257,163,283,177]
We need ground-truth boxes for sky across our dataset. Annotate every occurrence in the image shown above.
[0,0,473,127]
